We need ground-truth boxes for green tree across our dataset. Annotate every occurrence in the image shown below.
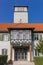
[36,35,43,54]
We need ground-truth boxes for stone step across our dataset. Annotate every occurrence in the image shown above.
[13,61,34,65]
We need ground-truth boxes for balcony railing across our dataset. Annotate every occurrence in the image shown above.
[10,39,32,46]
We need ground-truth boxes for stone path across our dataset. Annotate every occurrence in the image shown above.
[13,61,34,65]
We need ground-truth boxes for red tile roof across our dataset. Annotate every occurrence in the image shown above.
[0,23,43,32]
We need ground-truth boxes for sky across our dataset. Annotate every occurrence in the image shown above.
[0,0,43,23]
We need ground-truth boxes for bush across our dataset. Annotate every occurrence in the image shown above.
[0,55,8,65]
[0,62,4,65]
[34,56,43,65]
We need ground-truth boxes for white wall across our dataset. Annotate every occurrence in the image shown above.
[14,12,28,23]
[0,41,15,61]
[0,41,14,61]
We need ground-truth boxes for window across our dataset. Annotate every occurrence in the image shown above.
[35,49,37,56]
[18,7,24,11]
[23,32,31,40]
[23,33,26,39]
[25,33,28,39]
[0,33,10,41]
[35,49,39,56]
[14,32,17,39]
[11,31,18,40]
[17,32,23,39]
[3,34,9,41]
[2,49,7,55]
[34,33,38,40]
[8,34,10,41]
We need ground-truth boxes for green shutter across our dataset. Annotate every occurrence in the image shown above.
[0,34,3,41]
[8,34,10,41]
[2,49,4,55]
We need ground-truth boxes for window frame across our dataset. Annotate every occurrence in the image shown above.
[18,7,24,11]
[2,49,7,55]
[34,33,39,40]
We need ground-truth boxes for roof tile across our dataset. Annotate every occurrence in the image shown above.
[0,23,43,32]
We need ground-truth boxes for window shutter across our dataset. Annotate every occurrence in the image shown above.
[0,34,3,41]
[8,34,10,41]
[2,49,4,55]
[5,49,7,55]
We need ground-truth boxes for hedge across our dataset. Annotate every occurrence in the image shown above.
[0,55,8,65]
[34,56,43,65]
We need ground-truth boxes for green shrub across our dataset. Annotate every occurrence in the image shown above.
[34,56,43,65]
[0,55,8,65]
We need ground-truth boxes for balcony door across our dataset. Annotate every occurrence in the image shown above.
[15,48,27,61]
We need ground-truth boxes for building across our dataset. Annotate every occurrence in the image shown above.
[0,6,43,63]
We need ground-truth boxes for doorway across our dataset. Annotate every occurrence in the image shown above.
[15,48,27,61]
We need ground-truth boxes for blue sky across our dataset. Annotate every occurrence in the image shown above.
[0,0,43,23]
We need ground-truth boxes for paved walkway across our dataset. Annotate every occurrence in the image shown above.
[13,61,34,65]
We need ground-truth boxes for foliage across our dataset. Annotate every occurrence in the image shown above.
[0,55,8,65]
[34,57,43,65]
[35,35,43,54]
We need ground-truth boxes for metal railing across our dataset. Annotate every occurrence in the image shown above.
[11,39,32,46]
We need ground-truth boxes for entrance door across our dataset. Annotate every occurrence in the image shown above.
[15,48,27,61]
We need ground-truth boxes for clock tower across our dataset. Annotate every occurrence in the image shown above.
[14,6,28,23]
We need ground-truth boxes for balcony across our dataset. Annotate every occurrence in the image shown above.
[10,39,32,46]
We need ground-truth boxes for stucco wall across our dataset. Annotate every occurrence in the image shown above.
[0,41,10,60]
[14,12,28,23]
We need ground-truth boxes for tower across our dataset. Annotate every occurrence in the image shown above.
[14,6,28,23]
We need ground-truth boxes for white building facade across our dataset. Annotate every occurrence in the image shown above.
[0,6,43,62]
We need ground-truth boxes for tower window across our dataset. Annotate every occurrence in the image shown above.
[18,7,24,11]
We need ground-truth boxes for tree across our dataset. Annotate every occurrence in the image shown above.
[36,35,43,54]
